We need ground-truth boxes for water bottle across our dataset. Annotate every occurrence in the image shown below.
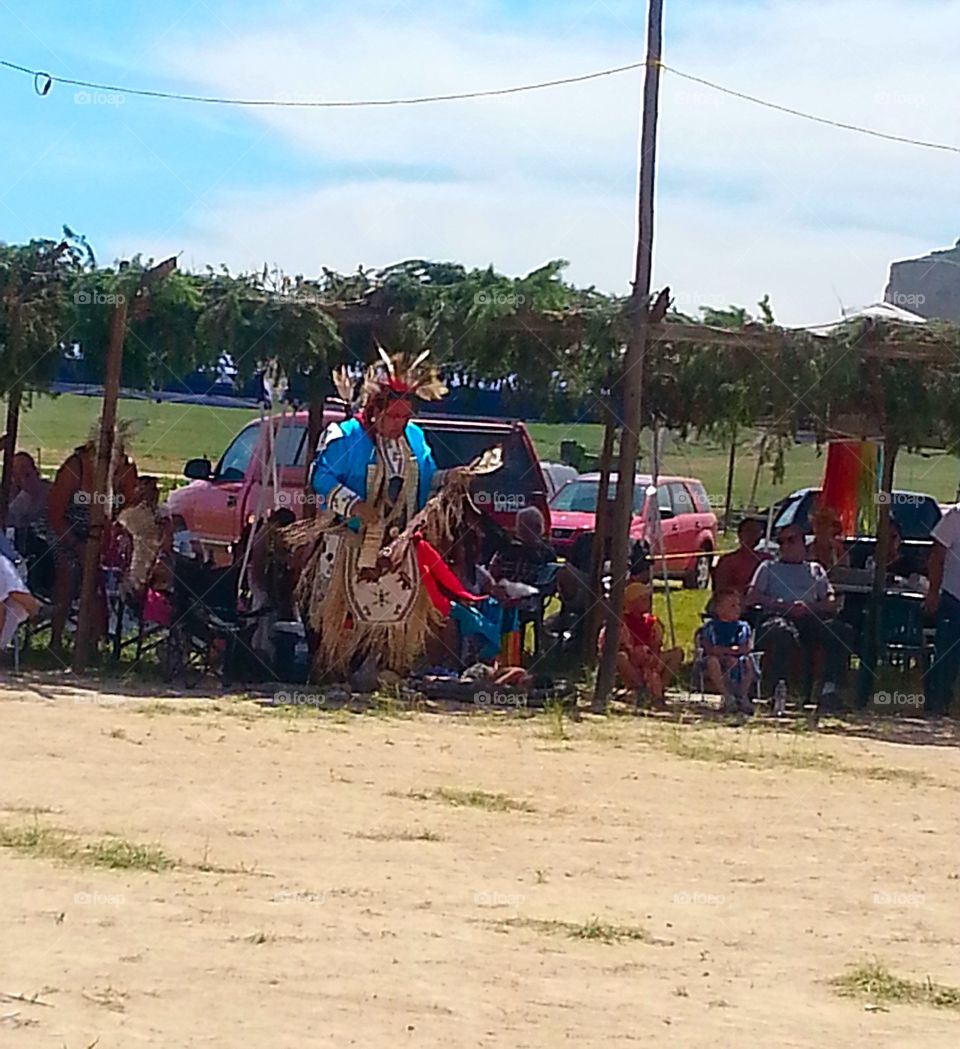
[772,679,787,718]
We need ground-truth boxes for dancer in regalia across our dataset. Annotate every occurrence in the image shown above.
[295,350,498,680]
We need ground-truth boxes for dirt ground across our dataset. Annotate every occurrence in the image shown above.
[2,678,959,1048]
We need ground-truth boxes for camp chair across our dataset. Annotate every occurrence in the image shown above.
[692,624,764,708]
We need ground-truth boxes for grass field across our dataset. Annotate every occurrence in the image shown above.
[11,393,960,508]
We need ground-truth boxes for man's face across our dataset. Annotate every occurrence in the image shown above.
[377,399,413,440]
[778,527,806,563]
[740,521,763,551]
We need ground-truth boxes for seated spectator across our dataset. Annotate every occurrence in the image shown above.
[807,505,848,572]
[600,579,682,706]
[8,452,52,536]
[701,588,756,715]
[490,506,557,588]
[712,517,770,599]
[884,520,922,580]
[0,547,41,648]
[746,523,854,712]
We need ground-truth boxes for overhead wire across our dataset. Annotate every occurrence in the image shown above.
[0,56,644,108]
[0,54,958,155]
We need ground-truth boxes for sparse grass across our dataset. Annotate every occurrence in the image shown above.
[542,698,569,742]
[641,721,930,785]
[241,930,273,945]
[81,985,126,1013]
[83,837,173,871]
[353,828,444,842]
[0,821,173,872]
[830,960,960,1012]
[499,915,667,946]
[398,787,535,813]
[133,700,210,717]
[0,803,60,816]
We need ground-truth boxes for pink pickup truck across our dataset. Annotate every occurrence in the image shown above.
[165,406,552,561]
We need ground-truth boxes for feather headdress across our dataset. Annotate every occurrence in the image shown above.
[333,348,448,420]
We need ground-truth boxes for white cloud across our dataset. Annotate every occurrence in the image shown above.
[109,0,960,325]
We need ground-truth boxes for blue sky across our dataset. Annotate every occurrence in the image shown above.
[1,0,958,323]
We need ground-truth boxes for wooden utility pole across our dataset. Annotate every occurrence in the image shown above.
[583,411,617,663]
[594,0,665,709]
[857,436,897,707]
[73,258,176,671]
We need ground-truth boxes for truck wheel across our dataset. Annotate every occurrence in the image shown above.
[684,546,713,589]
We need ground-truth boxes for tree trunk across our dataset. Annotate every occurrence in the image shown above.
[748,430,768,510]
[0,384,23,530]
[722,426,737,532]
[582,414,617,665]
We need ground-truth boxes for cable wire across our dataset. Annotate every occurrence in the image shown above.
[661,62,960,156]
[2,53,958,156]
[0,57,644,108]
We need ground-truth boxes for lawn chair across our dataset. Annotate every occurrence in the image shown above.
[692,623,764,708]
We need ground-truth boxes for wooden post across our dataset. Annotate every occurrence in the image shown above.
[73,258,176,671]
[594,0,665,710]
[305,390,325,519]
[73,293,128,670]
[722,426,737,531]
[858,436,898,706]
[583,413,617,664]
[0,383,22,529]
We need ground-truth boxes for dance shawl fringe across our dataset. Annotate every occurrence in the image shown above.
[287,471,478,675]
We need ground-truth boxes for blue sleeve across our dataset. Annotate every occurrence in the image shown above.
[737,621,752,646]
[310,423,362,515]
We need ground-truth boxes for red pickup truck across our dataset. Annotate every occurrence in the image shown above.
[165,406,551,561]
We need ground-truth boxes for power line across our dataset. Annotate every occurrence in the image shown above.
[0,57,644,108]
[1,52,958,156]
[661,62,960,156]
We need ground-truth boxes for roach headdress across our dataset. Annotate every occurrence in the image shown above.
[332,347,447,424]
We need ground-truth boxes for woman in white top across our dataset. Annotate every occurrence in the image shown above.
[0,550,41,648]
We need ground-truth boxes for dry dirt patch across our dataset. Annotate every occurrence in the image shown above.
[2,681,959,1047]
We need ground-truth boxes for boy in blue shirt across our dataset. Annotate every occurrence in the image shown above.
[702,587,756,714]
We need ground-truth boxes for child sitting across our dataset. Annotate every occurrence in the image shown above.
[601,579,682,706]
[701,588,756,715]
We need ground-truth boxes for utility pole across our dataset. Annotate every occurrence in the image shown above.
[594,0,665,710]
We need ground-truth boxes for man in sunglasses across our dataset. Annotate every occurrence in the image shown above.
[745,523,853,712]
